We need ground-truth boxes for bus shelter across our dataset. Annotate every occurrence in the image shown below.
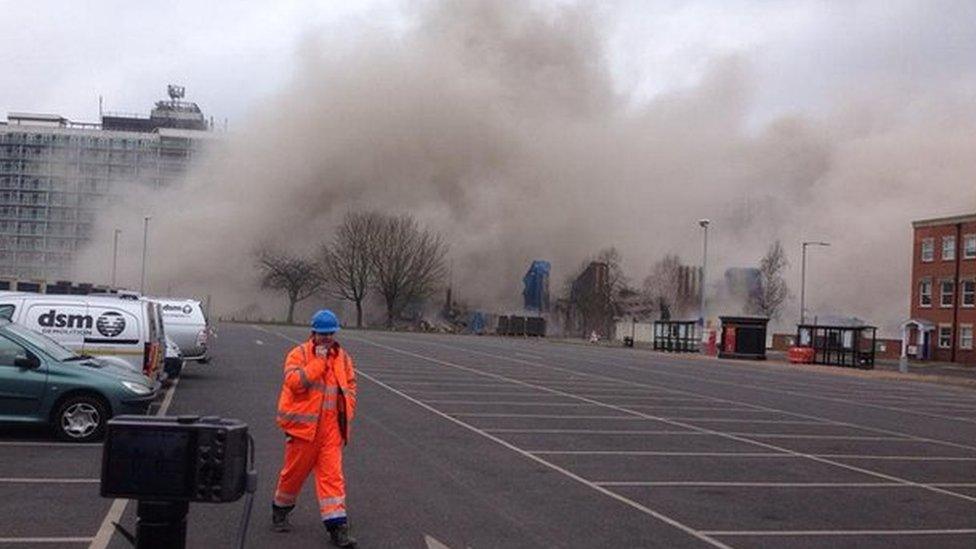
[653,320,700,353]
[796,324,877,369]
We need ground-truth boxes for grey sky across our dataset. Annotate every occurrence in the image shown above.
[3,1,975,124]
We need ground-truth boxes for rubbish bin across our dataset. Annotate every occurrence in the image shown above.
[788,346,815,364]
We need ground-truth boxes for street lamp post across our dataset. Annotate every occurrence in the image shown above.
[698,219,710,337]
[140,216,151,294]
[800,241,830,325]
[111,229,121,287]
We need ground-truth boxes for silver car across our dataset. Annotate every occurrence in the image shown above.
[153,298,211,362]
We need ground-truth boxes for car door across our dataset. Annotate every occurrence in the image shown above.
[0,333,47,421]
[84,304,143,372]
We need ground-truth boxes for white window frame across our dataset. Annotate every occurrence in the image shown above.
[921,238,934,262]
[940,279,955,308]
[938,325,953,349]
[965,234,976,259]
[919,279,932,307]
[960,325,974,350]
[942,235,956,261]
[963,279,976,308]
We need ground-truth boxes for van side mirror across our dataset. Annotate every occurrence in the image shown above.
[15,353,39,369]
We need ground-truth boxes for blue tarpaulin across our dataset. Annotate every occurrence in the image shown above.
[523,260,551,312]
[469,311,487,334]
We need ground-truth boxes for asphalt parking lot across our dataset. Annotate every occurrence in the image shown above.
[1,323,975,548]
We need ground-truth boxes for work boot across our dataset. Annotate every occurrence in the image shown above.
[271,504,293,533]
[326,523,357,547]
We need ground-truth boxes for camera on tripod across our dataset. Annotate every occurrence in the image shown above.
[100,415,256,549]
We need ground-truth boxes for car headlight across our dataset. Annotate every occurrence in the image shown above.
[121,381,153,395]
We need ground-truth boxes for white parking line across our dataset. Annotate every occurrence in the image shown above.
[404,391,558,397]
[703,529,976,536]
[89,377,180,549]
[720,434,911,440]
[0,537,93,544]
[529,451,789,457]
[388,381,523,387]
[0,478,98,483]
[0,441,101,447]
[622,406,771,412]
[450,413,638,419]
[487,430,910,440]
[594,481,976,488]
[425,533,453,549]
[817,454,976,461]
[673,419,828,425]
[487,429,698,435]
[422,400,595,406]
[527,450,976,461]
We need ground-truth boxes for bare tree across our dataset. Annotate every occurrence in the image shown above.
[595,247,630,299]
[255,249,325,324]
[750,240,790,319]
[371,214,449,327]
[322,212,382,328]
[642,254,686,319]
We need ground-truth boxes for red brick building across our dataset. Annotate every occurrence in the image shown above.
[905,213,976,364]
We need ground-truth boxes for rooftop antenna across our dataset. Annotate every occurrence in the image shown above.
[167,84,185,102]
[98,95,103,118]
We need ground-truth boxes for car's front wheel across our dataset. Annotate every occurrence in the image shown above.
[54,395,109,442]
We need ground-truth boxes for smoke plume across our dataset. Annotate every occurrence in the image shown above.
[72,0,976,334]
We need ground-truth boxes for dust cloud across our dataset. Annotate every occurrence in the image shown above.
[71,0,976,334]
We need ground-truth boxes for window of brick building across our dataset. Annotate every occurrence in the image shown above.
[939,325,953,349]
[920,279,933,307]
[940,280,955,307]
[943,236,956,261]
[965,235,976,259]
[964,280,975,308]
[961,325,974,350]
[921,238,934,262]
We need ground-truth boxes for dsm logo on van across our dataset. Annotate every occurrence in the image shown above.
[37,309,127,338]
[162,304,194,315]
[95,312,126,337]
[38,310,92,330]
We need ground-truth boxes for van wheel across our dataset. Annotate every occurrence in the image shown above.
[54,395,109,442]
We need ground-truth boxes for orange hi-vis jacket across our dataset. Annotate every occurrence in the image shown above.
[276,339,357,443]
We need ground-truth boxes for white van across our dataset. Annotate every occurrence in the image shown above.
[0,293,165,380]
[152,298,210,362]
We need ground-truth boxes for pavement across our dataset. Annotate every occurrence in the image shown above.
[1,323,975,548]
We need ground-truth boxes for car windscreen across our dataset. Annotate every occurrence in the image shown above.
[4,322,79,362]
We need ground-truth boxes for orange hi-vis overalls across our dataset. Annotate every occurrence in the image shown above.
[273,339,357,525]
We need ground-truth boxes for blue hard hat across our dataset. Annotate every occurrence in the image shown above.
[311,309,341,334]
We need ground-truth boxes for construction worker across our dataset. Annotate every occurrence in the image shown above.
[272,309,358,548]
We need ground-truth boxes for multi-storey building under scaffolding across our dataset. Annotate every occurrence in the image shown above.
[0,86,214,279]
